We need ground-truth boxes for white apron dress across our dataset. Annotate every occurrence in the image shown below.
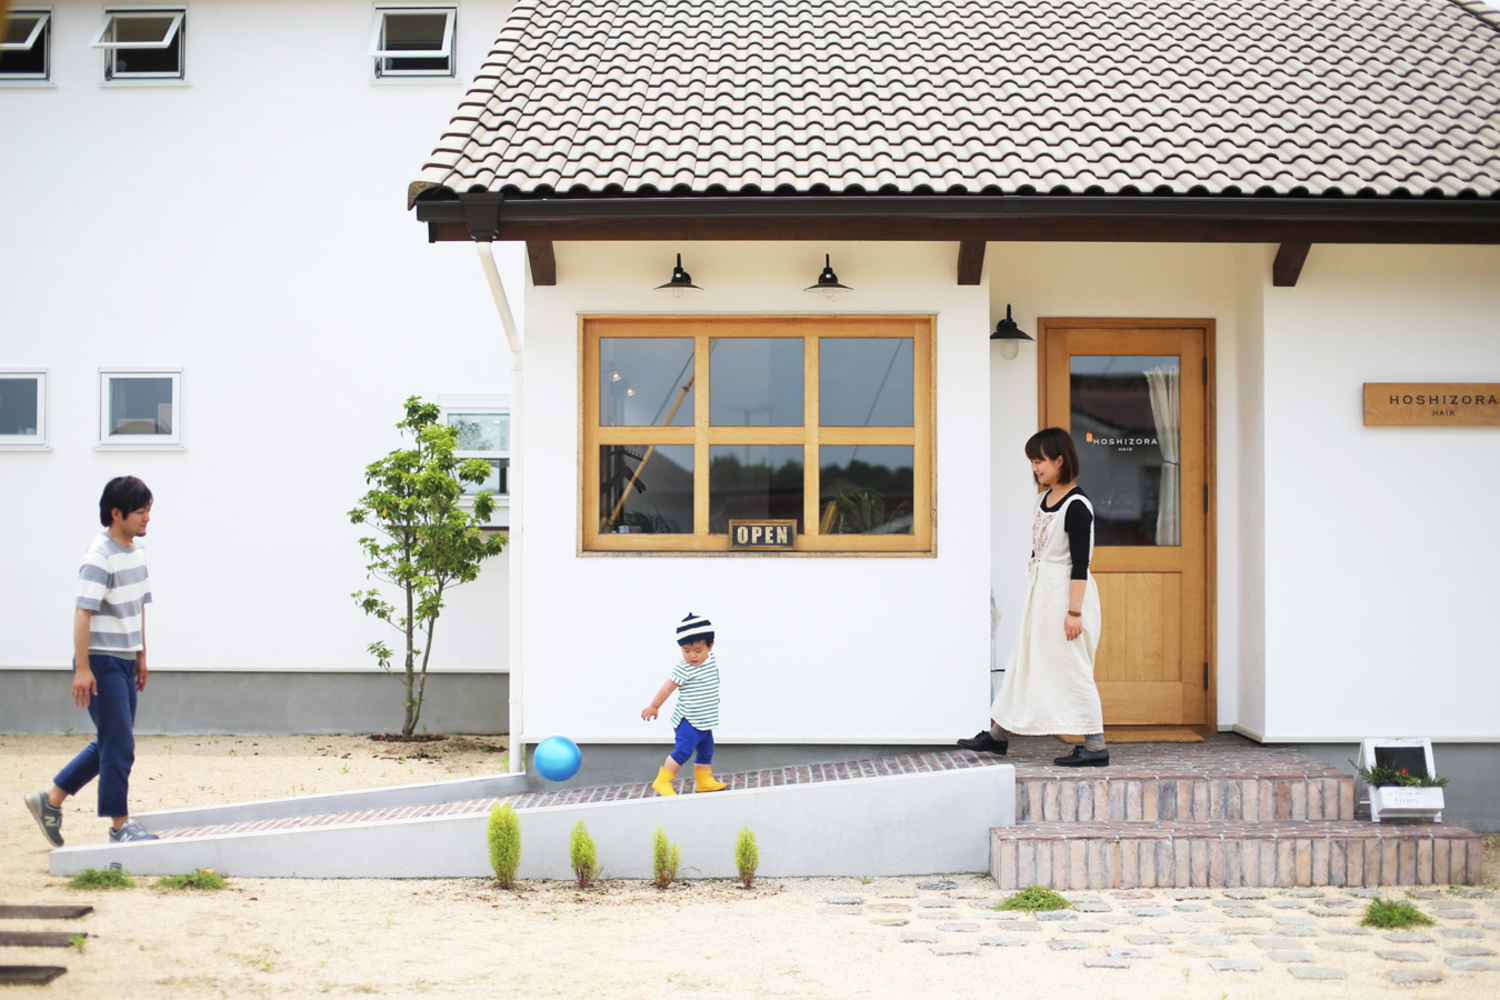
[989,490,1104,735]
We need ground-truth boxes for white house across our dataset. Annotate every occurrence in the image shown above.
[0,1,527,733]
[404,0,1500,826]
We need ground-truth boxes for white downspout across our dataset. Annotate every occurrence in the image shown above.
[476,241,525,774]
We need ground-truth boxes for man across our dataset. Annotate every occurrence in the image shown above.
[25,476,160,846]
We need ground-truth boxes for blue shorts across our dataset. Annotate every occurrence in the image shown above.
[669,718,714,766]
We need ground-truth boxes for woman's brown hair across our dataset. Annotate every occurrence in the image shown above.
[1024,427,1080,484]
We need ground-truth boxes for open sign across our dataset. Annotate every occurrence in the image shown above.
[728,520,797,550]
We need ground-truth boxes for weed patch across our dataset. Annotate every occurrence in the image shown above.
[993,885,1073,912]
[1361,898,1434,929]
[68,867,135,890]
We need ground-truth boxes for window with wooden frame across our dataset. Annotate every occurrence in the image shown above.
[582,316,933,554]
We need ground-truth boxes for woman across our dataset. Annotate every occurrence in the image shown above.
[958,427,1107,767]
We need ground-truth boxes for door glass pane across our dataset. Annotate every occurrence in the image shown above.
[108,377,173,435]
[818,446,914,535]
[709,445,804,532]
[0,378,39,435]
[819,338,913,426]
[709,338,803,426]
[599,444,693,534]
[1069,355,1180,546]
[600,338,694,426]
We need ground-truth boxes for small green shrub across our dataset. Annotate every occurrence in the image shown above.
[70,934,88,953]
[570,820,600,889]
[734,825,759,889]
[156,868,227,891]
[652,826,680,890]
[1361,898,1434,929]
[68,867,135,890]
[993,885,1073,912]
[488,803,521,889]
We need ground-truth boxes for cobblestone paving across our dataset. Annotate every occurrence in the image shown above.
[817,883,1500,984]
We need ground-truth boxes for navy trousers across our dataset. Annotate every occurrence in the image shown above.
[54,654,138,818]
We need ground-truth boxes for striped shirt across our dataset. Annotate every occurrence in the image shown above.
[670,651,720,730]
[76,533,152,655]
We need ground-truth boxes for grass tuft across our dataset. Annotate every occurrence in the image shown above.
[68,867,135,890]
[157,868,227,891]
[993,885,1073,912]
[1361,898,1434,929]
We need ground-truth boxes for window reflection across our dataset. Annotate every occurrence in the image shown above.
[600,338,695,426]
[819,446,914,535]
[709,338,803,426]
[819,339,913,426]
[1069,355,1180,546]
[709,445,804,532]
[599,444,693,534]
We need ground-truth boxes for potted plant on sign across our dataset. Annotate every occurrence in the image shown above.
[1352,758,1448,822]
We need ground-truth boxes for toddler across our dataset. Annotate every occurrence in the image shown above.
[640,613,726,796]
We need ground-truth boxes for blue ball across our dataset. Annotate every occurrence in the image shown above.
[532,736,582,782]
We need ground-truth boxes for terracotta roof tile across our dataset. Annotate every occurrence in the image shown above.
[409,0,1500,206]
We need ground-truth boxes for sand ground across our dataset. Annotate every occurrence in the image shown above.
[3,733,1497,1000]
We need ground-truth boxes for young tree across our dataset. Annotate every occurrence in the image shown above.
[350,396,507,736]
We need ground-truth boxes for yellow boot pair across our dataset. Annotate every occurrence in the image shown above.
[651,766,726,795]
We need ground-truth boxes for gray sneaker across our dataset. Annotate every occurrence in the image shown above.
[24,790,64,847]
[109,819,158,843]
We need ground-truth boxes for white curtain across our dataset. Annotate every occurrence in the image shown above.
[1144,365,1180,546]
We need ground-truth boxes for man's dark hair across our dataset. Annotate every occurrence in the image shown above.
[99,476,153,527]
[1024,427,1081,484]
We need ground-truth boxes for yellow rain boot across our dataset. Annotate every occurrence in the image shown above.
[652,767,678,797]
[694,767,727,792]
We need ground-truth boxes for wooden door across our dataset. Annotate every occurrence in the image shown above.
[1039,319,1214,727]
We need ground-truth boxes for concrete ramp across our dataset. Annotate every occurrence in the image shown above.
[48,754,1015,880]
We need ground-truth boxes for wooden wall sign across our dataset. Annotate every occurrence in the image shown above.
[1363,383,1500,426]
[728,520,797,550]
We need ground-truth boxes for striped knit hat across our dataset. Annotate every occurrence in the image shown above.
[675,612,714,644]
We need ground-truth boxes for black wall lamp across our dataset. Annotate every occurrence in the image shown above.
[654,253,703,297]
[990,304,1034,360]
[804,254,852,298]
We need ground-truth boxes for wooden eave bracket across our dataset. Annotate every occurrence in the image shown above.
[957,241,985,285]
[527,240,557,286]
[1273,242,1312,287]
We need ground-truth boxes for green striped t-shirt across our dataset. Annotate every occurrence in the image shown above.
[670,651,720,730]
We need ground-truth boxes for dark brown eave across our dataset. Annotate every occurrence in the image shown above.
[416,193,1500,246]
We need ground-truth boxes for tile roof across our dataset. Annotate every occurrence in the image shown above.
[410,0,1500,206]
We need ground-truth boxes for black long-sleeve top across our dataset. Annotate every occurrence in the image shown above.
[1036,487,1093,580]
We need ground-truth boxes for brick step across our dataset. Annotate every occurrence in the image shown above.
[1015,772,1357,824]
[990,820,1482,890]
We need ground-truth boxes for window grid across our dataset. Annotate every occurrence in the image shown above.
[581,316,934,555]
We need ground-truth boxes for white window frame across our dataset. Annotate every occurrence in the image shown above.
[0,368,48,450]
[91,6,186,81]
[0,8,51,83]
[370,5,456,79]
[441,395,510,526]
[98,367,183,450]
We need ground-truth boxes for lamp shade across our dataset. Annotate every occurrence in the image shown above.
[990,304,1033,360]
[654,253,703,296]
[804,254,852,297]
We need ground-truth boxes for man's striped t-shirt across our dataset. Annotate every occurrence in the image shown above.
[76,533,152,655]
[670,651,720,730]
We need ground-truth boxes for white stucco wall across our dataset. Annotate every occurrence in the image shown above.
[1258,245,1500,741]
[518,241,992,744]
[0,1,519,675]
